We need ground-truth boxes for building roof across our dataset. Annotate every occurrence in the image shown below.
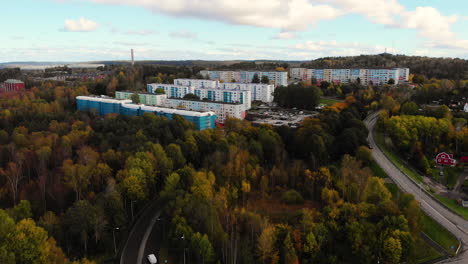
[4,79,24,84]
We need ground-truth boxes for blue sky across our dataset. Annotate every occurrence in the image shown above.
[1,0,467,62]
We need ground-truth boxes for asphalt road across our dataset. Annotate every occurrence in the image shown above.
[120,202,162,264]
[365,112,468,263]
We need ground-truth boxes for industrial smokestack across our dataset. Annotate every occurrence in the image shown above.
[131,49,134,66]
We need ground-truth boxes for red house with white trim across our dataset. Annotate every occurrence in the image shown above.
[435,152,456,166]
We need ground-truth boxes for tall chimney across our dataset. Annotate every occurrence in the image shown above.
[131,49,134,66]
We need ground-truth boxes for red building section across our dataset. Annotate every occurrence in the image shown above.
[460,156,468,164]
[435,152,456,166]
[0,79,25,93]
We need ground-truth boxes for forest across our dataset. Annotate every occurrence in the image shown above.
[0,63,465,264]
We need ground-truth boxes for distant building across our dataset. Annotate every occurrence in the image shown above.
[0,79,25,93]
[76,95,216,130]
[200,70,288,87]
[217,82,275,103]
[290,68,410,85]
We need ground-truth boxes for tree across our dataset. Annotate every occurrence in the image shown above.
[388,78,395,85]
[8,219,49,264]
[166,144,186,169]
[131,93,140,104]
[257,225,278,264]
[0,162,23,205]
[183,93,200,100]
[252,74,260,83]
[7,200,32,222]
[281,189,304,204]
[261,76,269,84]
[363,177,391,204]
[155,88,165,94]
[400,102,418,115]
[64,200,94,254]
[62,160,92,201]
[356,146,373,165]
[382,237,402,264]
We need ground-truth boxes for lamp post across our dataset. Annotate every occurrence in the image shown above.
[112,227,120,255]
[181,234,186,264]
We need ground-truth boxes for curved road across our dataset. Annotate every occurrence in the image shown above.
[365,112,468,263]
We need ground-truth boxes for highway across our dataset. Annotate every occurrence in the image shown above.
[365,112,468,263]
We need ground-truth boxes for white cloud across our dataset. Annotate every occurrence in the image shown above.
[66,0,341,31]
[170,30,197,39]
[326,0,404,25]
[292,40,398,56]
[124,29,156,36]
[63,17,98,32]
[273,32,297,39]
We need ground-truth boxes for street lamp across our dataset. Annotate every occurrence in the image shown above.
[112,227,120,255]
[181,234,186,264]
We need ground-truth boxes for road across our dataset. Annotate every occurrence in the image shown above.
[120,201,163,264]
[365,112,468,263]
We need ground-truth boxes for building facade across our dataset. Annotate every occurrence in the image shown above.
[116,91,167,106]
[200,70,288,87]
[174,79,218,88]
[76,96,216,130]
[163,98,245,123]
[290,68,410,85]
[217,82,275,103]
[0,79,25,93]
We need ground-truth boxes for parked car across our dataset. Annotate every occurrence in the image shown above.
[147,254,157,264]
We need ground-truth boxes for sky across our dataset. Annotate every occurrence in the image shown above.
[1,0,468,62]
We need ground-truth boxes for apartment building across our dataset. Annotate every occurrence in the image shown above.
[290,68,307,80]
[76,95,216,130]
[163,98,245,123]
[290,68,410,85]
[218,82,275,103]
[200,70,288,87]
[174,78,218,88]
[116,91,167,106]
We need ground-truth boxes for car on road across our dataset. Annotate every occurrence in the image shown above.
[147,254,157,264]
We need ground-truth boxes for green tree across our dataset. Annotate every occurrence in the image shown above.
[252,74,260,83]
[261,76,269,84]
[363,177,391,204]
[388,78,395,85]
[166,144,186,169]
[131,93,140,104]
[183,93,200,100]
[382,237,402,264]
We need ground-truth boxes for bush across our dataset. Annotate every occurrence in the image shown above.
[281,189,304,204]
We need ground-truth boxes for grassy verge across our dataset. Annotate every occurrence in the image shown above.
[373,131,422,182]
[433,194,468,220]
[445,166,462,189]
[319,97,342,105]
[421,213,459,255]
[370,160,388,178]
[412,236,444,263]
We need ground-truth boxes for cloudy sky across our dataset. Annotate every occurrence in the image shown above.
[2,0,468,62]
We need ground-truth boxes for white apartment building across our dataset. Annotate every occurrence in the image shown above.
[162,98,245,123]
[200,70,288,87]
[290,67,410,85]
[174,79,219,88]
[290,68,307,80]
[218,82,275,103]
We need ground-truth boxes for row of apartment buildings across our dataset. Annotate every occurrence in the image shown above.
[116,91,246,123]
[199,70,288,87]
[290,68,410,85]
[0,79,25,93]
[76,95,217,130]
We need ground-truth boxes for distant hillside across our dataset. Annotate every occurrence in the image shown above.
[301,54,468,80]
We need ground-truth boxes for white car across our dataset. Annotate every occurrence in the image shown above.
[147,254,157,264]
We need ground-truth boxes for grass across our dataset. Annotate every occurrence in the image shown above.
[384,183,399,198]
[421,213,459,255]
[319,97,342,105]
[373,131,423,182]
[370,160,388,178]
[433,194,468,220]
[412,236,444,263]
[445,166,462,189]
